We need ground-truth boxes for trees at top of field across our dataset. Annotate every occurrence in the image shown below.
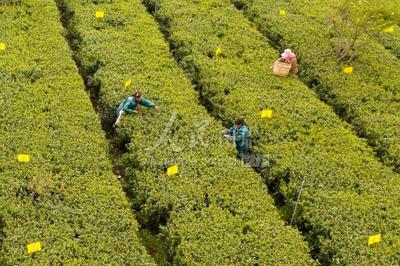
[328,0,400,61]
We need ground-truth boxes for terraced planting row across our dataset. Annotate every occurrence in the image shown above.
[281,0,400,59]
[146,0,400,264]
[57,0,314,264]
[0,1,152,264]
[233,0,400,171]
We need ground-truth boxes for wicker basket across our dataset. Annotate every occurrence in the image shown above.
[272,60,291,76]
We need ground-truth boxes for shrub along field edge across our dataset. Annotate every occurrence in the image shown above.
[0,1,153,264]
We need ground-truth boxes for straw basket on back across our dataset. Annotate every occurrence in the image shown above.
[272,60,291,76]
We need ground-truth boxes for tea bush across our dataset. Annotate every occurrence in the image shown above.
[146,0,400,264]
[234,0,400,172]
[277,0,400,59]
[58,0,315,264]
[0,1,152,264]
[378,26,400,58]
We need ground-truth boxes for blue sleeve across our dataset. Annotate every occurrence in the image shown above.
[122,98,135,114]
[244,128,251,138]
[228,125,235,135]
[140,98,156,109]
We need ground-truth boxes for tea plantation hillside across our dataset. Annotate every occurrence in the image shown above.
[0,0,399,265]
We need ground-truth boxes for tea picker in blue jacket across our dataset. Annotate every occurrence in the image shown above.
[223,118,251,158]
[113,92,159,128]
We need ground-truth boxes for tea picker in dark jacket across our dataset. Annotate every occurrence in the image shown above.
[113,92,159,128]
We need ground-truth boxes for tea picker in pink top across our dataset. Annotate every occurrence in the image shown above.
[280,49,299,74]
[272,48,299,76]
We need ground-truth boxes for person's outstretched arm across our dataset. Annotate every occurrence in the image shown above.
[140,98,157,109]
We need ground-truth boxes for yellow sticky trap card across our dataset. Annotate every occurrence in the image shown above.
[279,10,286,16]
[368,234,381,246]
[261,109,273,118]
[343,66,353,74]
[215,47,222,56]
[17,154,30,163]
[95,11,105,19]
[384,26,394,33]
[0,43,5,51]
[27,242,41,254]
[124,79,132,88]
[167,165,179,176]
